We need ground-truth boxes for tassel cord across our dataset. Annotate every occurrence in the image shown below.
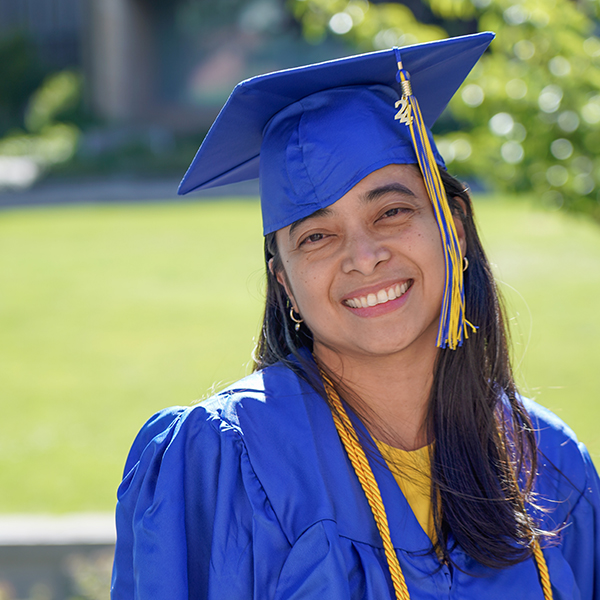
[394,56,467,349]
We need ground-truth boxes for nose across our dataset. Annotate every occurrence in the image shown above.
[341,230,391,275]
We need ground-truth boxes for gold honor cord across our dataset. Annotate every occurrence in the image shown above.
[533,540,553,600]
[393,49,476,350]
[321,372,410,600]
[320,371,553,600]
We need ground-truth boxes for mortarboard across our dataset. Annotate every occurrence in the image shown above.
[179,32,494,349]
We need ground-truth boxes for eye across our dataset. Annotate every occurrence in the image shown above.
[379,206,412,220]
[299,232,326,246]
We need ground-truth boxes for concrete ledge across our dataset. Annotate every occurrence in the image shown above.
[0,513,115,546]
[0,514,115,600]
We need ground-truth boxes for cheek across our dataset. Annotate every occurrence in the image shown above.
[406,222,443,259]
[284,263,335,330]
[295,271,327,307]
[283,260,324,306]
[410,227,446,290]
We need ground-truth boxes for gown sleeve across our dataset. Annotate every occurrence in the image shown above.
[526,398,600,600]
[110,404,292,600]
[558,443,600,600]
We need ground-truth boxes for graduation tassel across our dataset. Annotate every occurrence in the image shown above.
[393,47,475,350]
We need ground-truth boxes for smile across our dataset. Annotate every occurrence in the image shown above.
[344,281,413,309]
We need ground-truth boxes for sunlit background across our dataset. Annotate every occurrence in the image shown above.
[1,0,599,598]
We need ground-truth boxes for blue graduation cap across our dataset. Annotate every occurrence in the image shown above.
[179,31,494,349]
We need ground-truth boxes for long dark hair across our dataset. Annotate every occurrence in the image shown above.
[253,169,551,569]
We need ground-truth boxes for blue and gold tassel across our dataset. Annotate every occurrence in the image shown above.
[393,47,475,349]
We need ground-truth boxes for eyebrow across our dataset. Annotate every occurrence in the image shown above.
[289,206,333,238]
[363,182,417,203]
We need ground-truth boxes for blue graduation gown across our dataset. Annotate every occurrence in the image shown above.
[111,360,600,599]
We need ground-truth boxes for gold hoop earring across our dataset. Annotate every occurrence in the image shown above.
[289,307,303,332]
[463,256,469,272]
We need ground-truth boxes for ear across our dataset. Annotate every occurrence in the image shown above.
[270,258,299,312]
[451,196,467,259]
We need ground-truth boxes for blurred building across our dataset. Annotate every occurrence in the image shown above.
[0,0,347,133]
[0,0,83,68]
[85,0,348,132]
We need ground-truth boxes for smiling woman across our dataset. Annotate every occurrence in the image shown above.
[111,33,600,600]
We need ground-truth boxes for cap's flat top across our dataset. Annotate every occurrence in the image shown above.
[179,32,494,196]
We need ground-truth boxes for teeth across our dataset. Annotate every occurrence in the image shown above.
[346,281,411,309]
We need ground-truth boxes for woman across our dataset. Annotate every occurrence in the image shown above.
[112,33,600,599]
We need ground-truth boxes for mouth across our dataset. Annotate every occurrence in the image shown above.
[343,280,413,309]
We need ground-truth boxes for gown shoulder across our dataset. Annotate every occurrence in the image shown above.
[111,366,361,599]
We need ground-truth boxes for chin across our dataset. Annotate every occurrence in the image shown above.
[360,324,439,354]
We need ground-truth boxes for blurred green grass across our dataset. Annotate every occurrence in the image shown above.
[0,200,265,512]
[476,197,600,459]
[1,195,599,513]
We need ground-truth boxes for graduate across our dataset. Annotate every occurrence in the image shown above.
[111,32,600,599]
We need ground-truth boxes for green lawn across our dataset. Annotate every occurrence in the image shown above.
[1,195,599,513]
[475,197,600,460]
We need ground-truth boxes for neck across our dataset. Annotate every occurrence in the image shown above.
[314,340,438,451]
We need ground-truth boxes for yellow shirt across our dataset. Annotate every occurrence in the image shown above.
[375,440,435,541]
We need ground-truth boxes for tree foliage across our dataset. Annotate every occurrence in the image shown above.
[290,0,600,218]
[0,33,46,136]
